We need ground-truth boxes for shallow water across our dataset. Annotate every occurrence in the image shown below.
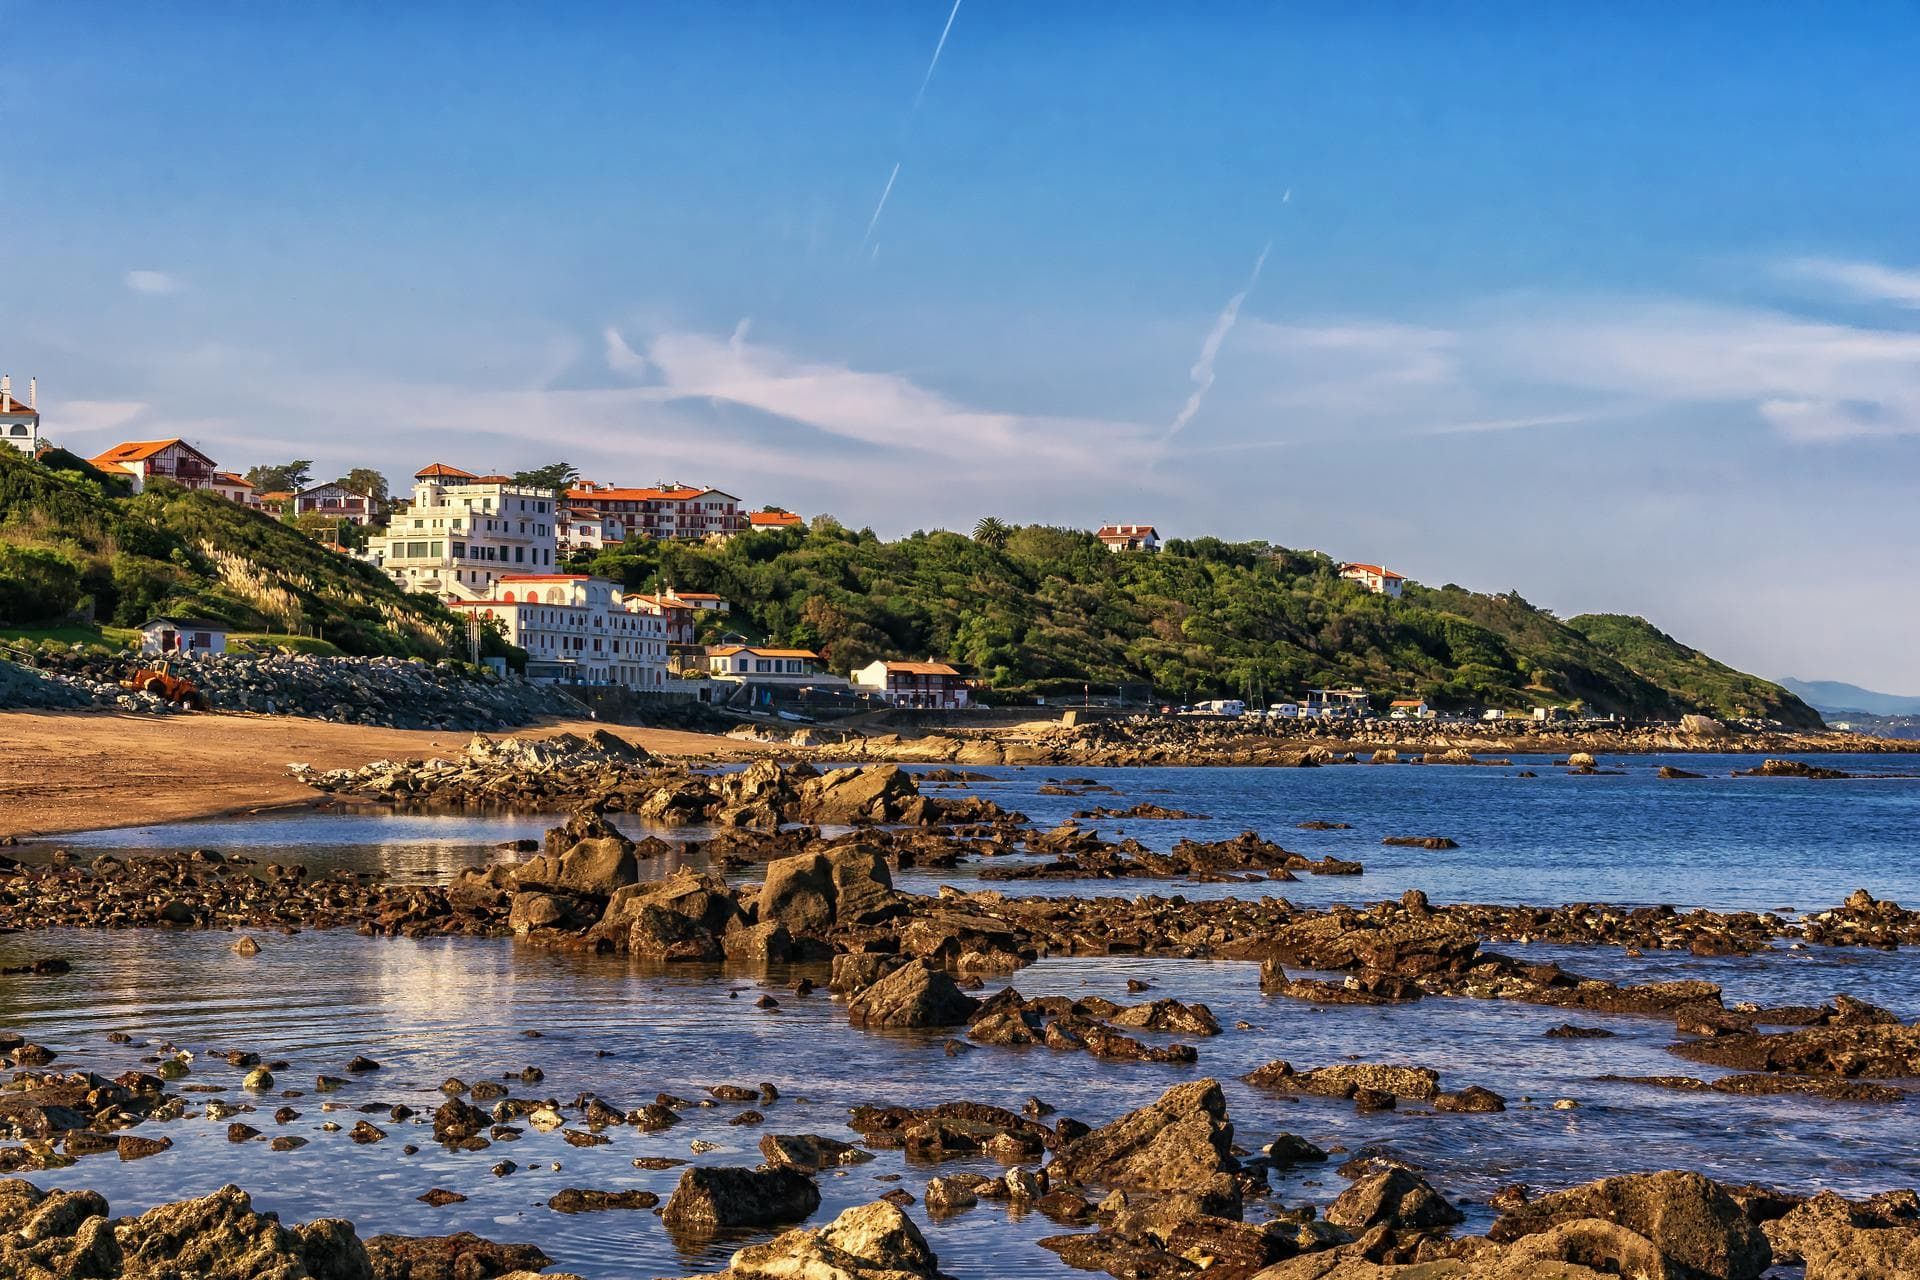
[5,752,1919,1277]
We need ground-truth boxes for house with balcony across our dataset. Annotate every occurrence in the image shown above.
[565,481,747,540]
[293,481,376,525]
[1097,523,1161,553]
[705,645,844,687]
[448,574,667,689]
[366,463,559,601]
[87,439,220,493]
[210,472,259,506]
[851,660,972,709]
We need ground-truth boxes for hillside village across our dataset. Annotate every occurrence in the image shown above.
[0,374,1822,728]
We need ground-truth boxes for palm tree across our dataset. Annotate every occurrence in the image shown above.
[972,516,1010,549]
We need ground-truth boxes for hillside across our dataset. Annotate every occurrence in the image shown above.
[1564,615,1822,727]
[0,447,455,657]
[581,522,1822,726]
[1776,677,1920,718]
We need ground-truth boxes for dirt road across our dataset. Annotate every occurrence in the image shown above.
[0,709,762,840]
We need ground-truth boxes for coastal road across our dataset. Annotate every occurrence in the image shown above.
[0,710,768,840]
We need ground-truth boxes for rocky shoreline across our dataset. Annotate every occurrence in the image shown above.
[4,748,1918,1278]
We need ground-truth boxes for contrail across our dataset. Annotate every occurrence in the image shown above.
[914,0,964,112]
[1165,241,1272,441]
[861,162,902,248]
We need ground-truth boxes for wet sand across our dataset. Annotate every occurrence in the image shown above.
[0,709,768,839]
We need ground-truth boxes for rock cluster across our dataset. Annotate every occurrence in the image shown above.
[0,1180,557,1280]
[1,651,582,729]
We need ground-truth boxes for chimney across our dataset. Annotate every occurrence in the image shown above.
[1,374,10,412]
[28,377,36,410]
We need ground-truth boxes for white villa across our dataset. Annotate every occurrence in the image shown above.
[1340,563,1406,598]
[449,574,668,689]
[0,376,39,454]
[367,464,560,601]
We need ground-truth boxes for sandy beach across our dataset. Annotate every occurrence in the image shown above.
[0,709,764,839]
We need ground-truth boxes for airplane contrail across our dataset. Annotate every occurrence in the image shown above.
[914,0,964,112]
[861,162,902,248]
[1164,240,1272,441]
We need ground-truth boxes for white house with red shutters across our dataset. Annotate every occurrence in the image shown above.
[1339,563,1406,598]
[87,438,220,492]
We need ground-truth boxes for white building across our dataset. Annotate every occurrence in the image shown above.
[450,574,667,689]
[367,464,559,601]
[0,375,39,454]
[556,505,626,556]
[564,481,747,540]
[1097,523,1161,553]
[851,660,971,709]
[293,481,376,525]
[139,617,229,656]
[1340,563,1405,598]
[87,438,220,492]
[706,645,841,686]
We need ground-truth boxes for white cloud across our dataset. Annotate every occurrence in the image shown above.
[1233,299,1920,445]
[124,270,181,295]
[1785,257,1920,309]
[602,326,647,375]
[49,399,150,437]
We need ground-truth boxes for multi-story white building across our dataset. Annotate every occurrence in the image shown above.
[556,504,626,555]
[367,464,559,601]
[1339,563,1405,598]
[0,376,39,454]
[449,574,667,689]
[564,481,746,540]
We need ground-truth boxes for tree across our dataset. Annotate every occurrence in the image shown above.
[337,468,389,505]
[972,516,1010,549]
[512,462,579,491]
[245,460,312,494]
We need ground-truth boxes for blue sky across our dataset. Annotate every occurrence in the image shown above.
[3,3,1918,690]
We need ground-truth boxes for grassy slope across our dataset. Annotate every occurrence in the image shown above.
[0,447,454,658]
[582,523,1815,722]
[1566,614,1822,728]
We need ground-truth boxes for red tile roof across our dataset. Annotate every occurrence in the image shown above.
[749,510,803,527]
[883,661,961,676]
[414,463,477,479]
[707,645,820,660]
[1341,563,1405,580]
[89,438,213,468]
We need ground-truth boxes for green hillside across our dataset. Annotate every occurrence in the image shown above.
[582,521,1822,726]
[1565,614,1821,727]
[0,447,454,657]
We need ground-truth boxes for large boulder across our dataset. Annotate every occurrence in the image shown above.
[661,1166,822,1234]
[758,846,898,935]
[1324,1168,1463,1234]
[686,1199,945,1279]
[798,765,920,824]
[847,960,980,1029]
[1765,1190,1920,1280]
[1047,1079,1239,1208]
[513,814,637,897]
[1489,1170,1771,1280]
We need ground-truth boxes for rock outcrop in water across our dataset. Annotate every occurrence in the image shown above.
[0,1180,560,1280]
[674,1199,948,1279]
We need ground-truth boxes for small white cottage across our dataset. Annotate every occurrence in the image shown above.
[139,617,230,657]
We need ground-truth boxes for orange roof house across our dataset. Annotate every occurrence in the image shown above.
[749,509,804,529]
[87,439,219,493]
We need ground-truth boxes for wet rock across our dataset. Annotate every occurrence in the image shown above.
[1766,1189,1920,1279]
[758,845,900,934]
[759,1133,877,1171]
[1489,1169,1771,1280]
[362,1229,553,1280]
[662,1166,823,1234]
[1243,1061,1442,1102]
[547,1188,660,1213]
[679,1199,944,1279]
[1671,1023,1920,1078]
[847,960,980,1029]
[1326,1167,1464,1233]
[1048,1079,1239,1210]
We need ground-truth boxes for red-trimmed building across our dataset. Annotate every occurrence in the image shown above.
[87,439,220,493]
[1096,523,1161,553]
[748,509,804,530]
[1339,563,1406,598]
[851,660,971,709]
[449,573,667,688]
[565,481,746,540]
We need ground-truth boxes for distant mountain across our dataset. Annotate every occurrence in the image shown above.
[1778,678,1920,718]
